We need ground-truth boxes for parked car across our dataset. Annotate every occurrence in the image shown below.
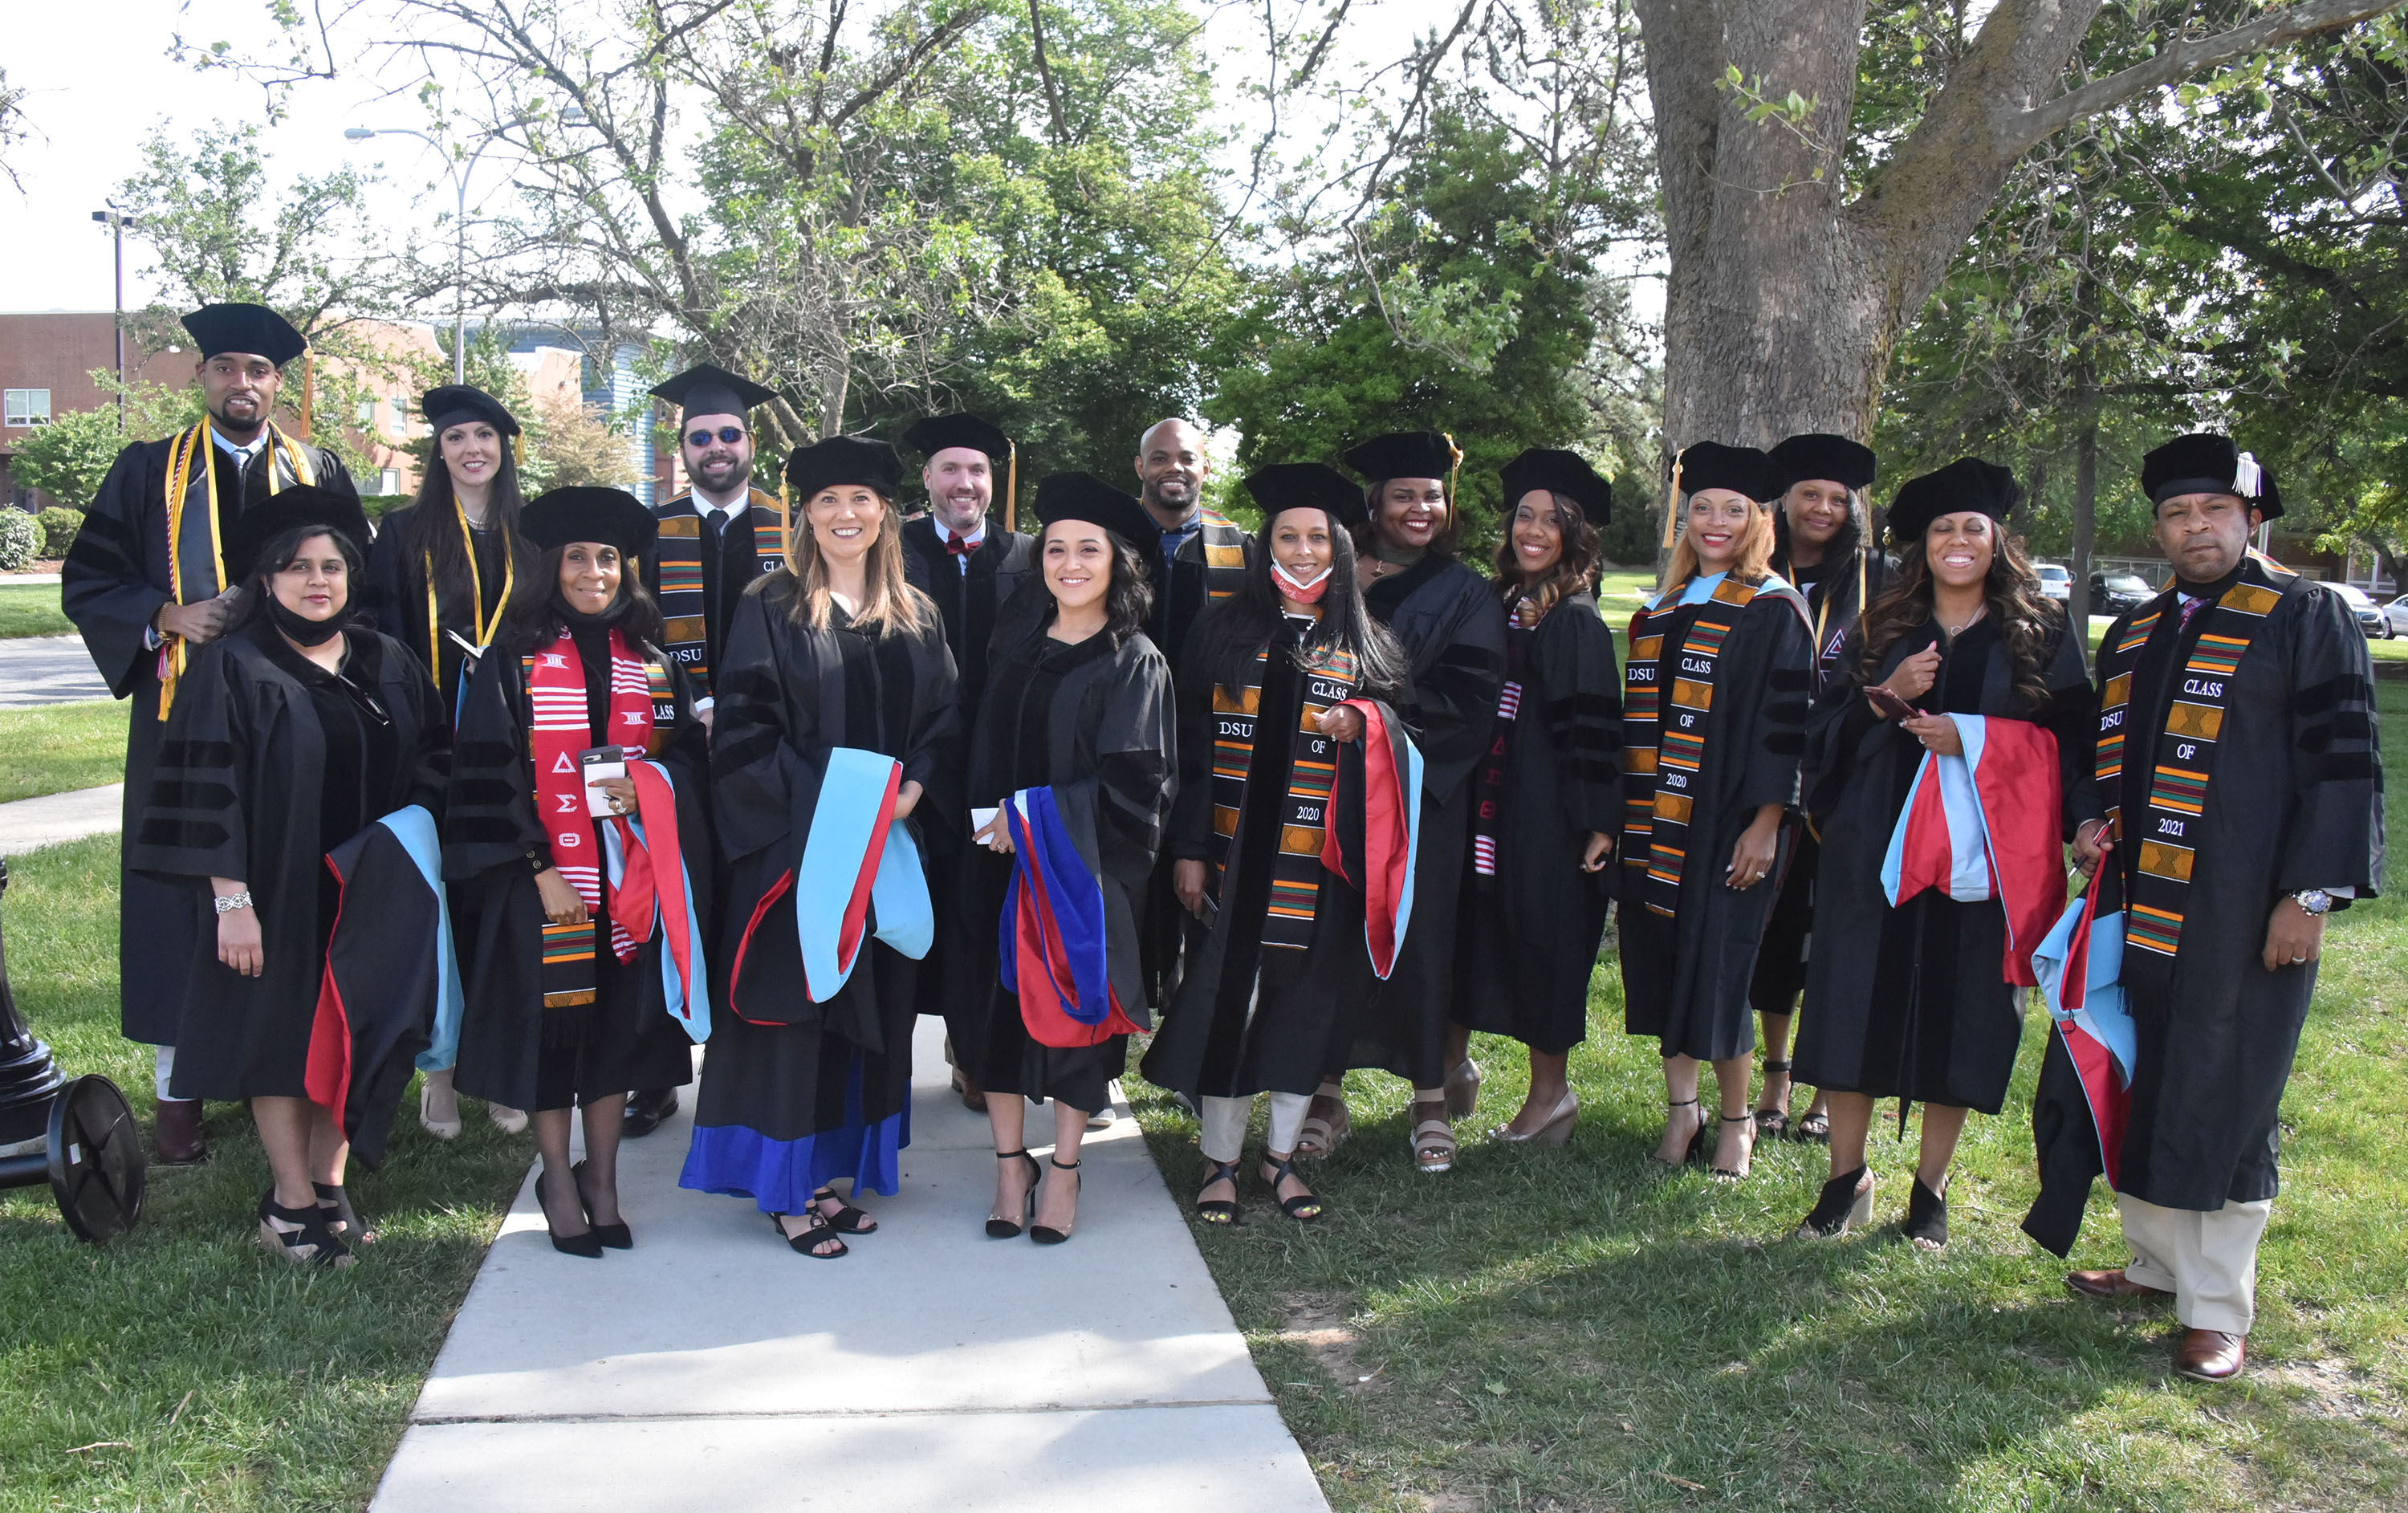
[2325,581,2390,639]
[2089,571,2155,616]
[2384,594,2408,639]
[2036,563,2072,602]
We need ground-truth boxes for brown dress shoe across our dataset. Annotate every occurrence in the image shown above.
[2065,1267,2171,1301]
[2174,1328,2246,1381]
[154,1096,208,1165]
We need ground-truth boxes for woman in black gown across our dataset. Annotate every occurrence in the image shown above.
[962,474,1174,1244]
[444,487,711,1258]
[131,486,446,1267]
[679,436,960,1260]
[364,383,536,1139]
[1450,449,1621,1144]
[1792,458,2092,1247]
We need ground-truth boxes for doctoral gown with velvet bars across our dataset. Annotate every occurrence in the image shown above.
[360,505,523,718]
[956,623,1174,1113]
[1619,582,1814,1063]
[681,574,961,1206]
[1453,592,1621,1055]
[1793,612,2093,1112]
[127,620,445,1108]
[1343,554,1505,1085]
[2026,565,2382,1239]
[441,628,710,1112]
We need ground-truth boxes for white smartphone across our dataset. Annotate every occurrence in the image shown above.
[580,746,628,815]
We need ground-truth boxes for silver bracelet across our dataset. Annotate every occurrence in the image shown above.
[213,891,253,914]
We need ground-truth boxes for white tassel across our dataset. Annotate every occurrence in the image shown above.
[2233,451,2264,499]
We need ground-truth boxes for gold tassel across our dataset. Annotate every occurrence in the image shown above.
[514,431,526,466]
[1004,441,1019,535]
[1442,432,1462,504]
[1662,449,1685,551]
[779,479,794,566]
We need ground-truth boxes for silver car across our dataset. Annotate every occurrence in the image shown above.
[2036,563,2072,602]
[2325,581,2390,638]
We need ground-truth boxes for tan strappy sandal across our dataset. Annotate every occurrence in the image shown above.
[1296,1080,1350,1160]
[1411,1100,1456,1174]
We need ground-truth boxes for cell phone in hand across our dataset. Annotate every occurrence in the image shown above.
[1865,685,1919,722]
[579,746,629,815]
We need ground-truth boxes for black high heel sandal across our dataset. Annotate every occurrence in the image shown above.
[1645,1098,1706,1166]
[1905,1175,1949,1251]
[812,1185,877,1235]
[1194,1158,1242,1226]
[1259,1154,1324,1222]
[1796,1165,1874,1237]
[258,1187,353,1268]
[988,1150,1040,1238]
[1710,1111,1756,1181]
[312,1182,371,1247]
[770,1208,847,1259]
[1031,1157,1080,1245]
[539,1165,603,1259]
[1754,1059,1792,1140]
[571,1161,633,1249]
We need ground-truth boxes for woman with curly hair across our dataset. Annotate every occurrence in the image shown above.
[1791,458,2093,1247]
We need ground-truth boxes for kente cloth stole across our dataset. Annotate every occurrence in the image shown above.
[1209,644,1361,950]
[1621,576,1760,919]
[655,490,789,696]
[157,418,315,718]
[2093,569,2286,972]
[523,632,676,1007]
[1200,511,1248,600]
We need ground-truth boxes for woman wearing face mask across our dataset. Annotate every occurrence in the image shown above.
[1792,459,2093,1247]
[443,488,712,1258]
[1750,433,1885,1144]
[960,474,1174,1244]
[680,437,960,1260]
[364,383,536,1140]
[1449,449,1621,1145]
[1620,442,1813,1183]
[131,486,448,1267]
[1141,464,1415,1225]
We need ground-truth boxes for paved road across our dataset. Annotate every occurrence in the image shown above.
[0,633,111,707]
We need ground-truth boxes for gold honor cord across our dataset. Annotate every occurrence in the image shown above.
[1004,441,1019,535]
[424,504,517,674]
[158,417,314,719]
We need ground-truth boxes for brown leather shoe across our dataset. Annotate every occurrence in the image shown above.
[950,1068,987,1113]
[2065,1267,2171,1301]
[2174,1328,2246,1381]
[154,1096,208,1165]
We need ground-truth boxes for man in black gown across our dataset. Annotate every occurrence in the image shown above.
[2043,434,2382,1381]
[63,302,356,1165]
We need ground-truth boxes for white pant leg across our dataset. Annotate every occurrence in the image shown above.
[2117,1194,2273,1335]
[1263,1091,1312,1155]
[153,1044,178,1101]
[1198,1095,1253,1165]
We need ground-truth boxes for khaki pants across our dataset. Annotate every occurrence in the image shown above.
[2117,1194,2274,1336]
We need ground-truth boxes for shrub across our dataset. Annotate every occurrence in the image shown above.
[36,506,83,559]
[0,509,47,572]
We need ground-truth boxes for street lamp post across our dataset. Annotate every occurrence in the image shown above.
[87,209,136,430]
[341,124,521,386]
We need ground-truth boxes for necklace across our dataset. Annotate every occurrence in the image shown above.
[1938,604,1987,637]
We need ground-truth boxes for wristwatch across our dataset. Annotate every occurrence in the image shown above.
[2293,889,2333,917]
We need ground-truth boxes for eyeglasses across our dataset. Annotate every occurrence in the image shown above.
[687,426,748,447]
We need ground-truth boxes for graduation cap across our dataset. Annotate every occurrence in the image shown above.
[1035,472,1154,551]
[1499,448,1611,527]
[1343,430,1460,485]
[181,303,307,368]
[2140,432,2283,519]
[1768,433,1877,494]
[1885,457,2022,547]
[1671,441,1777,503]
[903,412,1012,462]
[649,363,777,422]
[1244,462,1369,529]
[520,486,660,557]
[421,384,521,437]
[225,485,372,582]
[784,434,905,502]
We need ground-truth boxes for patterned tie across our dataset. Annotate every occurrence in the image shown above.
[946,531,982,557]
[2178,592,2207,628]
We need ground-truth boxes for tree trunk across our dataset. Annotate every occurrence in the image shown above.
[818,366,850,442]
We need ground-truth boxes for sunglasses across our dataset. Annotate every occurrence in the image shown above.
[687,426,748,447]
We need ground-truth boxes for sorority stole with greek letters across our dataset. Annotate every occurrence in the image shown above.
[1621,576,1763,920]
[1208,632,1361,950]
[653,490,788,697]
[2093,563,2288,977]
[524,631,678,1007]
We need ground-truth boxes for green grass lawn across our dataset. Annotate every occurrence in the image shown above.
[0,836,533,1512]
[0,702,131,805]
[1130,683,2408,1511]
[0,584,74,640]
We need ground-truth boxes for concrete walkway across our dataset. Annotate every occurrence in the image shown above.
[0,783,120,856]
[372,1018,1328,1512]
[0,634,110,706]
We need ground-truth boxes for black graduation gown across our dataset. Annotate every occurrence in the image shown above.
[1344,554,1506,1085]
[1793,613,2093,1112]
[63,429,358,1047]
[127,621,444,1106]
[441,628,710,1112]
[681,575,960,1206]
[360,503,522,720]
[957,625,1174,1112]
[2024,564,2382,1244]
[642,489,791,697]
[1453,593,1621,1055]
[1620,580,1814,1062]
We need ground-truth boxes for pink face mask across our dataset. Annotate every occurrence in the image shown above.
[1271,560,1332,603]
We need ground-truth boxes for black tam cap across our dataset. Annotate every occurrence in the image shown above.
[2141,432,2282,519]
[902,412,1012,462]
[1673,441,1777,504]
[520,487,660,557]
[1499,448,1611,527]
[1768,433,1877,494]
[1886,457,2021,546]
[1343,430,1459,485]
[421,384,520,437]
[785,434,905,502]
[1245,462,1369,529]
[649,363,777,422]
[181,303,307,368]
[226,485,371,582]
[1035,472,1153,551]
